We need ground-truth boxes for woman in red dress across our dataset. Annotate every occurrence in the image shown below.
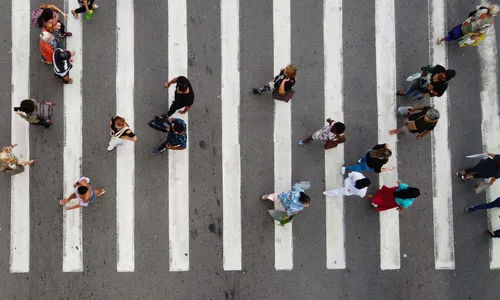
[366,180,420,212]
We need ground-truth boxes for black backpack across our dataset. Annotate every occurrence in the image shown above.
[35,101,55,123]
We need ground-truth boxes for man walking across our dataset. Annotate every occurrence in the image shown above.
[151,117,187,155]
[298,118,345,150]
[164,76,194,116]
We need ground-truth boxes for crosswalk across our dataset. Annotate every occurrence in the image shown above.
[4,0,500,274]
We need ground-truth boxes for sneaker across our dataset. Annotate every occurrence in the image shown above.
[107,145,116,151]
[371,203,378,208]
[464,206,473,213]
[298,140,304,146]
[358,159,362,164]
[341,167,345,175]
[251,88,262,95]
[460,175,468,182]
[151,149,163,155]
[92,4,99,9]
[65,32,73,37]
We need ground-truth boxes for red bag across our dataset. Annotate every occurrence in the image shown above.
[272,89,295,103]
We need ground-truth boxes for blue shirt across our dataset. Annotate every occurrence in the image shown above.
[278,181,311,216]
[394,183,414,208]
[166,118,187,149]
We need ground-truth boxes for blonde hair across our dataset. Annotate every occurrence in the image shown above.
[285,64,297,78]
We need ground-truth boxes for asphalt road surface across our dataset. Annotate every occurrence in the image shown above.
[0,0,499,299]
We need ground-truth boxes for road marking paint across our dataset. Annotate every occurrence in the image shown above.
[116,0,135,272]
[10,0,30,273]
[324,0,346,269]
[477,0,500,269]
[63,0,83,272]
[429,0,455,270]
[221,0,242,271]
[375,0,400,270]
[273,0,293,270]
[168,0,189,271]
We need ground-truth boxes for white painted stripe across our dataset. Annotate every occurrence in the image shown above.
[221,0,242,271]
[168,0,189,271]
[324,0,345,269]
[477,0,500,269]
[273,0,293,270]
[116,0,135,272]
[63,0,83,272]
[428,0,455,270]
[10,0,30,273]
[375,0,400,270]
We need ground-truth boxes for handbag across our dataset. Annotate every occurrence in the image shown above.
[108,126,129,149]
[458,33,486,47]
[272,89,295,103]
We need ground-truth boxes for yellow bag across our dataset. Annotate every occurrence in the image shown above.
[458,33,486,47]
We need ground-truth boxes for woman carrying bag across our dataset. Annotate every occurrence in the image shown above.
[107,116,137,151]
[456,152,500,193]
[366,180,420,212]
[251,64,296,103]
[0,144,35,173]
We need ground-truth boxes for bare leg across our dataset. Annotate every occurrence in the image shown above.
[94,188,105,197]
[60,193,77,205]
[389,129,401,135]
[19,159,35,166]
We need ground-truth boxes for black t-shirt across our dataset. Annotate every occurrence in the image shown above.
[111,117,135,138]
[174,76,195,106]
[420,65,448,97]
[272,70,295,92]
[365,144,389,173]
[408,107,438,133]
[476,155,500,179]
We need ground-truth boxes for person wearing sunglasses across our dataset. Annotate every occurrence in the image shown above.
[396,65,456,100]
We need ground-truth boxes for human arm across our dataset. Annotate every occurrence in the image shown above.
[380,167,395,173]
[397,206,405,212]
[278,78,290,95]
[490,178,497,186]
[82,0,90,13]
[293,181,311,191]
[66,203,81,210]
[426,84,439,96]
[179,105,191,114]
[16,112,39,123]
[416,130,431,139]
[487,152,497,158]
[326,118,334,125]
[164,77,179,88]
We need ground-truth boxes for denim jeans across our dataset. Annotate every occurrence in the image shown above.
[469,197,500,212]
[345,151,374,172]
[404,80,425,100]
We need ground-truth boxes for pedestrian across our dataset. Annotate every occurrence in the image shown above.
[150,117,187,155]
[298,118,346,150]
[342,143,395,174]
[0,144,35,173]
[323,171,371,198]
[396,65,455,100]
[14,99,55,128]
[261,181,311,221]
[366,180,420,212]
[251,64,296,102]
[53,48,74,84]
[389,106,440,139]
[40,30,62,64]
[107,116,137,151]
[163,76,195,116]
[37,4,72,37]
[71,0,99,19]
[438,5,500,47]
[456,153,500,189]
[59,176,105,210]
[464,197,500,213]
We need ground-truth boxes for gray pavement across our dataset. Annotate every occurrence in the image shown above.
[0,0,499,299]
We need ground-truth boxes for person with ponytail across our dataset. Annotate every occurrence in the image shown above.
[342,143,395,174]
[323,171,371,198]
[366,180,420,212]
[261,180,311,219]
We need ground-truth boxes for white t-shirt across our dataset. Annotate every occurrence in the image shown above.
[343,171,368,197]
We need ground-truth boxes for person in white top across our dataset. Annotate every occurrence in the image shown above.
[298,118,346,150]
[323,171,371,198]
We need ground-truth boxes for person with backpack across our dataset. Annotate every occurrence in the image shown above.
[396,65,456,100]
[389,106,440,140]
[298,118,346,150]
[59,176,105,210]
[32,4,72,37]
[0,144,35,173]
[71,0,99,19]
[438,5,499,47]
[164,76,195,116]
[14,99,54,128]
[107,116,137,151]
[150,117,187,155]
[53,48,74,84]
[251,64,297,102]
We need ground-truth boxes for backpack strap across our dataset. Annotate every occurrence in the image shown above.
[113,127,130,138]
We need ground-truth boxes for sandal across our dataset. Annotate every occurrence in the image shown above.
[71,10,78,19]
[28,159,35,166]
[396,90,405,96]
[96,189,106,197]
[261,194,268,200]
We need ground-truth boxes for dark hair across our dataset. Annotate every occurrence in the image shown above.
[444,70,456,81]
[15,99,36,114]
[393,187,420,199]
[333,122,345,134]
[60,50,72,61]
[77,186,88,195]
[354,178,371,189]
[173,122,185,133]
[299,192,310,205]
[177,77,189,92]
[41,8,54,23]
[370,148,392,159]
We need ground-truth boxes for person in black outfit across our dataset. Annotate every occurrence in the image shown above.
[456,153,500,187]
[343,143,395,174]
[53,48,74,84]
[164,76,195,117]
[396,65,456,100]
[71,0,99,19]
[389,106,440,139]
[251,64,296,97]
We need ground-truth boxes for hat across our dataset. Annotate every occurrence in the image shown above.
[490,5,500,16]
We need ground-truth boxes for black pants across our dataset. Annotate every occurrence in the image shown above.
[75,0,95,14]
[166,101,186,117]
[492,230,500,238]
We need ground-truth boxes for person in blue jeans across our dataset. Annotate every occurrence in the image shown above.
[342,143,395,174]
[464,197,500,212]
